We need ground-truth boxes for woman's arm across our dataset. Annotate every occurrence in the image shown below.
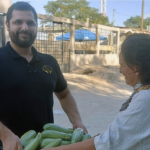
[41,138,95,150]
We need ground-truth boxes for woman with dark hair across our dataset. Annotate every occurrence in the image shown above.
[44,34,150,150]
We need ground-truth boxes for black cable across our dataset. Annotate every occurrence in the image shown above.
[115,11,131,17]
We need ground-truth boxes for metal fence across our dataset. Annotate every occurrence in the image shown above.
[33,21,70,72]
[0,27,3,47]
[74,26,117,54]
[34,14,120,72]
[0,14,5,47]
[74,26,97,54]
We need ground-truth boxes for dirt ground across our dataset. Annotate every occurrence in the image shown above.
[53,64,133,137]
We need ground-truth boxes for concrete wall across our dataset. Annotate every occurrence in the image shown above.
[70,54,119,72]
[0,0,11,44]
[0,0,11,13]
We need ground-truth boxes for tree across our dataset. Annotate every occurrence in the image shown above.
[43,0,109,25]
[124,15,150,29]
[124,16,141,29]
[144,17,150,29]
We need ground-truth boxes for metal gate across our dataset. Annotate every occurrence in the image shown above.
[33,22,70,73]
[0,14,6,47]
[0,27,3,47]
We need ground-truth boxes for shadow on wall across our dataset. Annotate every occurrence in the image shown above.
[70,54,119,71]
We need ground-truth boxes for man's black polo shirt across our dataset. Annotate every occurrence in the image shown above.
[0,42,67,137]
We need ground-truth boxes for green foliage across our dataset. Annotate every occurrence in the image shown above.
[144,17,150,29]
[43,0,109,25]
[124,15,150,29]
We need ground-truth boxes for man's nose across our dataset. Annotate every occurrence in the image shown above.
[21,22,29,31]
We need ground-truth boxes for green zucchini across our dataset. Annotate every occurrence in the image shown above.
[24,133,42,150]
[41,130,72,141]
[43,139,62,148]
[61,140,71,145]
[68,133,72,138]
[20,130,37,148]
[43,123,73,133]
[71,128,84,144]
[81,133,91,141]
[40,138,57,149]
[24,138,34,148]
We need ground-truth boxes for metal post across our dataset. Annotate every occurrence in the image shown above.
[69,19,75,72]
[43,22,45,31]
[96,25,100,55]
[116,30,120,56]
[141,0,145,31]
[113,9,115,26]
[61,23,64,70]
[86,18,89,27]
[0,14,6,46]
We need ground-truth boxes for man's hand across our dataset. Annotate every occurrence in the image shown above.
[73,121,88,134]
[0,122,23,150]
[2,130,23,150]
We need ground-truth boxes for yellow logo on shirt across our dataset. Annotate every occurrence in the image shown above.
[42,65,53,74]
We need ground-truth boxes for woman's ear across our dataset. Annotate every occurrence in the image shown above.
[134,65,139,74]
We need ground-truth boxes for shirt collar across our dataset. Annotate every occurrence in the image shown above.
[133,82,142,91]
[31,46,42,62]
[6,42,42,62]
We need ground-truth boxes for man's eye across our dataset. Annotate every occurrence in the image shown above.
[15,21,22,24]
[28,22,35,26]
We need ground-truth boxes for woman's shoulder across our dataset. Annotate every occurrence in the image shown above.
[136,89,150,97]
[133,89,150,104]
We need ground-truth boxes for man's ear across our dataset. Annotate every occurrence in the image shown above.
[6,21,9,31]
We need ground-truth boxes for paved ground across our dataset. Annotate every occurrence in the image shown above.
[53,65,133,137]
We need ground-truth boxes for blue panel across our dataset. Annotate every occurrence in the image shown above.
[56,29,107,41]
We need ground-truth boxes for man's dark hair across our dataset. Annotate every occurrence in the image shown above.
[121,33,150,85]
[6,1,37,23]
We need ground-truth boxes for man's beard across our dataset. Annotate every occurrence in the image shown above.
[9,30,37,48]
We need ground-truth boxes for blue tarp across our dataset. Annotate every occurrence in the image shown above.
[56,29,107,41]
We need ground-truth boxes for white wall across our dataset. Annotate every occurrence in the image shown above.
[0,0,11,44]
[0,0,11,13]
[70,54,119,71]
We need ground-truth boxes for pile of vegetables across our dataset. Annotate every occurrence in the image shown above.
[20,123,92,150]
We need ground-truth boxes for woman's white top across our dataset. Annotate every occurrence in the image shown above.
[94,89,150,150]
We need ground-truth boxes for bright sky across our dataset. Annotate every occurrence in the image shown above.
[11,0,150,27]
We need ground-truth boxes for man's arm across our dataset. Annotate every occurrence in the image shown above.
[0,122,22,150]
[54,87,87,133]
